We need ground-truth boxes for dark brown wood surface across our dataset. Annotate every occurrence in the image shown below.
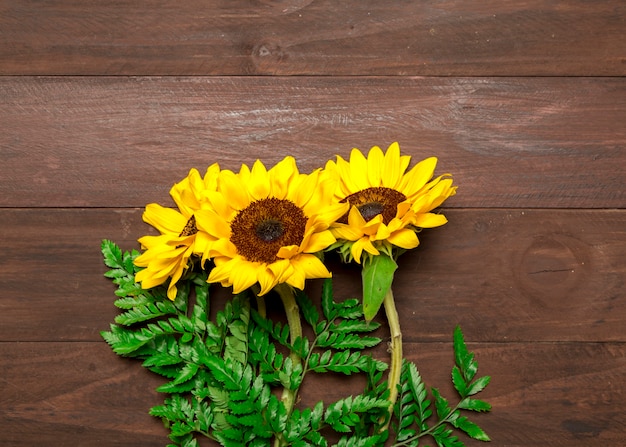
[1,1,625,76]
[1,2,625,446]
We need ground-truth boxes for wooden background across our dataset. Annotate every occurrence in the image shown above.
[1,1,625,445]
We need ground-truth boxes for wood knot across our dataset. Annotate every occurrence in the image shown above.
[252,41,288,73]
[515,233,590,306]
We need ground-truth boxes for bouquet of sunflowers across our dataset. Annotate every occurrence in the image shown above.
[102,142,491,446]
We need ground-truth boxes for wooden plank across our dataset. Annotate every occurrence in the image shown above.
[401,341,626,446]
[1,1,624,76]
[1,341,624,446]
[1,208,624,343]
[0,342,166,447]
[1,76,624,209]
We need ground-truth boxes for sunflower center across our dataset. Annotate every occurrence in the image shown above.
[341,187,407,224]
[256,219,284,242]
[179,215,198,237]
[357,202,385,222]
[231,197,307,264]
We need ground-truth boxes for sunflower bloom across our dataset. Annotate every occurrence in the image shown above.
[195,156,348,295]
[326,142,457,263]
[134,165,219,300]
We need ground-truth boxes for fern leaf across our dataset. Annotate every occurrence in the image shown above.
[453,326,477,383]
[101,239,123,269]
[100,324,152,355]
[451,415,491,441]
[458,397,492,412]
[114,301,178,326]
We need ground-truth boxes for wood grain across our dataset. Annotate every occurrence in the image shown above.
[1,208,624,343]
[0,342,166,447]
[2,76,624,209]
[2,341,624,446]
[1,1,624,445]
[1,1,624,76]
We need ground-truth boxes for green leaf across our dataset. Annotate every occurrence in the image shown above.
[431,424,464,447]
[323,395,389,433]
[466,375,491,396]
[296,288,321,329]
[453,326,477,383]
[100,324,151,355]
[172,363,200,385]
[307,350,372,375]
[142,351,182,368]
[361,253,397,321]
[321,277,336,320]
[451,365,467,397]
[432,388,453,422]
[458,397,492,412]
[331,319,380,334]
[405,361,432,429]
[101,239,123,269]
[452,415,491,441]
[114,301,178,326]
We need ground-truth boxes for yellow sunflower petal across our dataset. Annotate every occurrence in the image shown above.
[366,145,384,187]
[195,209,231,239]
[268,259,294,285]
[208,237,238,259]
[276,244,300,259]
[218,170,250,210]
[294,169,324,210]
[348,148,370,190]
[387,228,420,250]
[346,205,367,227]
[136,234,166,252]
[351,237,379,263]
[415,212,449,228]
[287,254,331,290]
[257,267,279,295]
[230,259,262,294]
[401,156,438,197]
[361,214,384,237]
[373,222,392,241]
[203,163,222,191]
[248,159,271,200]
[381,142,403,188]
[331,222,363,241]
[193,230,213,257]
[270,156,298,199]
[301,230,336,253]
[143,204,187,235]
[308,202,350,228]
[166,283,179,301]
[170,168,201,216]
[207,258,233,285]
[205,191,232,221]
[426,178,457,209]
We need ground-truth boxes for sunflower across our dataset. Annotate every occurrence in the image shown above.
[195,156,348,296]
[326,141,457,263]
[134,165,219,300]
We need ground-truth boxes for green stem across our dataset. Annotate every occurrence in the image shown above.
[274,283,303,447]
[255,294,267,319]
[382,287,402,431]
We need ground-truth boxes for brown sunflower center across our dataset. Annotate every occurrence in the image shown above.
[230,197,307,264]
[179,215,198,237]
[341,187,407,224]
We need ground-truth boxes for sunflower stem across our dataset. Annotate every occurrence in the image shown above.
[274,283,302,446]
[382,287,402,432]
[254,287,267,318]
